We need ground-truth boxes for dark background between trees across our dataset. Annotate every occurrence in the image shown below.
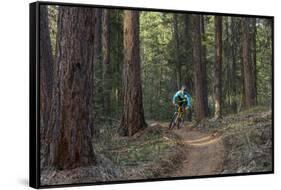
[40,5,272,171]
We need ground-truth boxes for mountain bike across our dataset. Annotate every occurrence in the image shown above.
[169,101,187,130]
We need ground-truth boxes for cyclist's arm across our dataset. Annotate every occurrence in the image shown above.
[172,92,179,105]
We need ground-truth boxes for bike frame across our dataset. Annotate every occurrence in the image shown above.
[169,105,186,130]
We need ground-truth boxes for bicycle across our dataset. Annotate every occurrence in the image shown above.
[169,101,187,130]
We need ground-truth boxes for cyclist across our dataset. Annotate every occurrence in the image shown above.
[172,85,192,127]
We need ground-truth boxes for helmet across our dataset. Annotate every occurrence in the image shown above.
[181,85,187,91]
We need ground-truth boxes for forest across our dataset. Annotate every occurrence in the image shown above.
[39,5,273,185]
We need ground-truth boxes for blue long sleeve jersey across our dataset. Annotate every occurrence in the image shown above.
[172,90,191,108]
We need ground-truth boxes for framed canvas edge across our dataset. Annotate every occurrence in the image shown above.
[30,1,41,189]
[29,1,275,189]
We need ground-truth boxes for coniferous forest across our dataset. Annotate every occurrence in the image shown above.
[39,4,273,186]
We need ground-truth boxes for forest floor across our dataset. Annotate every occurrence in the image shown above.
[167,106,272,176]
[41,106,272,185]
[94,106,272,181]
[168,125,225,176]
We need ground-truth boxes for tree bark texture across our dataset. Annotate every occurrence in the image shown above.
[192,15,208,121]
[242,18,256,108]
[173,14,181,89]
[184,14,194,94]
[46,7,96,170]
[200,16,209,115]
[119,10,147,136]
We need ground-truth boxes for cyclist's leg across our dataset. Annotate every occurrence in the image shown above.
[176,116,181,129]
[181,104,186,128]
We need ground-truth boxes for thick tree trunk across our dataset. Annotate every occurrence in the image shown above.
[214,16,222,118]
[173,14,181,89]
[40,5,54,168]
[119,10,147,136]
[200,16,209,115]
[184,14,193,94]
[102,9,111,113]
[192,15,208,121]
[242,18,256,108]
[47,7,96,170]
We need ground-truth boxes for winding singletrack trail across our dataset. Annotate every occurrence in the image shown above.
[158,122,225,177]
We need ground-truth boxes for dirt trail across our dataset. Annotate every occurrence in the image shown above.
[160,122,225,177]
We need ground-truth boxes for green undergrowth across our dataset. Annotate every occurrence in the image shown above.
[94,123,185,179]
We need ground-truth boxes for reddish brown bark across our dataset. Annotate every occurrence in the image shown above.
[242,18,256,108]
[183,15,193,95]
[192,15,208,121]
[119,10,147,136]
[173,14,181,89]
[47,7,96,170]
[200,16,209,116]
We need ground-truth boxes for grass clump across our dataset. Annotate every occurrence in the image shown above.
[220,107,272,174]
[94,123,185,179]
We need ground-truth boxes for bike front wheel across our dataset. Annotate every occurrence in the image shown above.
[169,112,178,130]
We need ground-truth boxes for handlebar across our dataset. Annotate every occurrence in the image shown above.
[173,102,191,109]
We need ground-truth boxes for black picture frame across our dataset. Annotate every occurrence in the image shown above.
[30,1,274,189]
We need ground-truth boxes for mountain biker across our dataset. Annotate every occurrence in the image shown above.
[172,85,192,126]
